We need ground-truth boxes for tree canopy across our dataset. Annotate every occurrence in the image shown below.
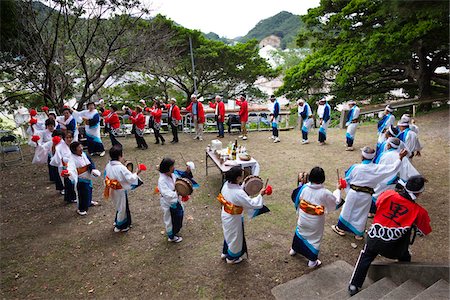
[145,15,276,103]
[278,0,449,101]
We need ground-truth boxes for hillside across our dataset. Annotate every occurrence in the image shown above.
[240,11,304,49]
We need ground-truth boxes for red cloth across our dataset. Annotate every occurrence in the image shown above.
[29,109,37,117]
[41,106,49,111]
[209,101,226,122]
[31,135,40,143]
[375,190,432,235]
[151,108,162,123]
[169,105,182,121]
[235,99,248,122]
[29,117,38,125]
[131,113,146,130]
[52,136,61,145]
[104,111,120,129]
[185,102,205,123]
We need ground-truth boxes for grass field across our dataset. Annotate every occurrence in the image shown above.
[1,108,448,299]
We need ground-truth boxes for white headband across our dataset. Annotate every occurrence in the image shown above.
[387,137,400,149]
[385,105,394,112]
[361,147,376,160]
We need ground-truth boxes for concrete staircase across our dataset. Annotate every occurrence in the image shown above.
[271,260,449,300]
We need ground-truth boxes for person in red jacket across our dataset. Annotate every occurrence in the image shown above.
[151,101,165,145]
[168,98,182,143]
[209,95,226,138]
[130,105,148,150]
[236,95,249,140]
[348,175,432,296]
[184,94,205,141]
[103,105,122,147]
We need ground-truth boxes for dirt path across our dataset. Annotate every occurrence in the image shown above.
[1,109,448,299]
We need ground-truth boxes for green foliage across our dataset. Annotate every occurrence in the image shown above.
[240,11,305,49]
[147,16,276,103]
[279,0,449,102]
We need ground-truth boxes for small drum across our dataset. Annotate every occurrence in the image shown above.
[124,160,134,172]
[297,172,309,185]
[175,178,194,197]
[243,175,264,197]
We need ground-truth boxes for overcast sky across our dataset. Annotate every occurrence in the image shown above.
[146,0,321,38]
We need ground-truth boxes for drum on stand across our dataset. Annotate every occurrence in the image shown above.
[243,175,264,197]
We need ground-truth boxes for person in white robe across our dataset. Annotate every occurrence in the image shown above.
[50,130,77,202]
[218,166,269,264]
[369,137,420,216]
[298,99,314,144]
[80,101,105,156]
[376,105,395,145]
[290,167,341,268]
[397,115,422,157]
[104,145,143,233]
[56,107,79,142]
[332,146,409,239]
[158,157,185,243]
[374,125,403,161]
[345,101,360,151]
[67,141,101,216]
[317,99,331,145]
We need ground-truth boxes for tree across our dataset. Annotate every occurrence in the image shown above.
[61,0,173,110]
[0,0,74,111]
[0,0,173,112]
[278,0,449,101]
[146,16,276,104]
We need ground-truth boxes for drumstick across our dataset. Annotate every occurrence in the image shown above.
[264,178,269,188]
[336,169,340,182]
[179,152,187,164]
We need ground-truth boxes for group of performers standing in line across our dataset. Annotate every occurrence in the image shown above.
[26,96,429,296]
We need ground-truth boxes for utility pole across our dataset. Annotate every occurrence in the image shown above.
[189,35,197,95]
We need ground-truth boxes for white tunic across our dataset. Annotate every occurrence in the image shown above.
[220,182,264,258]
[346,106,360,139]
[67,152,96,184]
[339,159,403,236]
[373,149,419,199]
[294,183,340,252]
[56,115,79,142]
[79,109,102,143]
[158,173,182,236]
[104,161,140,224]
[401,129,422,153]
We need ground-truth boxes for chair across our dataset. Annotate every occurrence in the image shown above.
[204,113,216,131]
[248,112,260,131]
[227,114,241,134]
[160,113,169,132]
[0,134,24,166]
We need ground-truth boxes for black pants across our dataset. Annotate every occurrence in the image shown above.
[170,122,179,142]
[350,236,411,288]
[272,126,279,137]
[154,126,165,143]
[134,132,148,149]
[64,178,77,203]
[109,131,122,147]
[77,181,92,212]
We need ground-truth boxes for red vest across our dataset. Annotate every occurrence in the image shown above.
[375,190,431,235]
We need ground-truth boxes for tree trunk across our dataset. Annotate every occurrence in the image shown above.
[416,40,432,100]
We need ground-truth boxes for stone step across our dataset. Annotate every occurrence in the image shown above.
[380,279,425,300]
[271,260,354,300]
[325,287,351,300]
[326,278,374,299]
[411,279,449,300]
[351,278,397,300]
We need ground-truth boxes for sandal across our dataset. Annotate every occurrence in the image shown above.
[331,225,346,236]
